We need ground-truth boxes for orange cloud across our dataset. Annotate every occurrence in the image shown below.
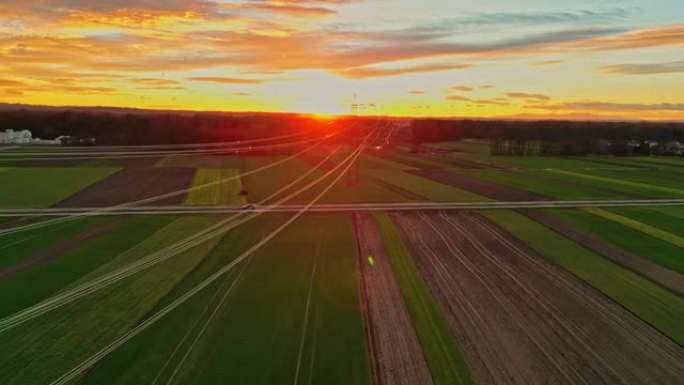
[239,3,337,18]
[475,99,510,106]
[531,59,566,65]
[0,79,25,87]
[445,95,471,101]
[341,63,470,78]
[131,78,180,85]
[506,92,551,101]
[581,24,684,51]
[600,61,684,75]
[186,77,266,84]
[527,101,684,112]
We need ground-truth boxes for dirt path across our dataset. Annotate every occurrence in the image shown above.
[353,213,434,385]
[0,217,129,282]
[56,167,195,207]
[391,211,684,385]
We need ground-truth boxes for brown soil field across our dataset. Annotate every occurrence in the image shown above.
[423,151,510,170]
[352,213,434,385]
[56,167,196,207]
[410,168,682,294]
[0,158,85,167]
[391,210,684,385]
[411,169,544,201]
[0,217,129,282]
[368,151,438,169]
[86,156,167,167]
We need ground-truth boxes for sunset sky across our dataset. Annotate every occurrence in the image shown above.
[0,0,682,120]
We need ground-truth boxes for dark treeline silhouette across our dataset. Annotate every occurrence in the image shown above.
[411,119,684,156]
[0,109,355,146]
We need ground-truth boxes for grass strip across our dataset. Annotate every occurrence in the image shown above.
[584,207,684,248]
[373,212,471,385]
[547,169,682,196]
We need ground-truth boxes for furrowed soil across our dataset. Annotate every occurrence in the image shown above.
[408,166,683,295]
[56,167,196,207]
[391,210,684,385]
[353,213,433,385]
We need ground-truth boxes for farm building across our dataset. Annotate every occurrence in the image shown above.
[0,129,63,145]
[0,129,32,144]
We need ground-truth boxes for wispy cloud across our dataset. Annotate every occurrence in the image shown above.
[130,78,180,86]
[506,92,551,101]
[531,59,566,66]
[0,79,26,87]
[445,94,471,101]
[340,63,470,78]
[185,77,265,84]
[527,101,684,111]
[600,60,684,75]
[475,99,510,106]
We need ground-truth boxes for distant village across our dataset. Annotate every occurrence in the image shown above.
[490,138,684,156]
[0,129,67,146]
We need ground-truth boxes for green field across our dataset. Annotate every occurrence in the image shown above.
[542,169,683,198]
[184,168,246,205]
[0,167,119,207]
[467,152,632,170]
[584,207,684,248]
[485,209,684,345]
[80,214,370,385]
[460,169,621,199]
[0,216,224,384]
[0,215,176,319]
[0,143,682,383]
[582,155,684,171]
[607,207,684,237]
[548,209,684,275]
[237,155,411,204]
[0,217,109,271]
[579,168,684,191]
[374,212,471,385]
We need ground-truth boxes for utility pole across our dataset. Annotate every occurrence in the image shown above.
[351,93,358,116]
[347,94,360,185]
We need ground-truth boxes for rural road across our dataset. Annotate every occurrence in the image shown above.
[0,199,683,216]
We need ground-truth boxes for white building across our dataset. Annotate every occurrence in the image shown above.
[0,129,63,145]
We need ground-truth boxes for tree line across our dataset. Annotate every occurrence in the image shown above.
[410,119,684,156]
[0,110,347,146]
